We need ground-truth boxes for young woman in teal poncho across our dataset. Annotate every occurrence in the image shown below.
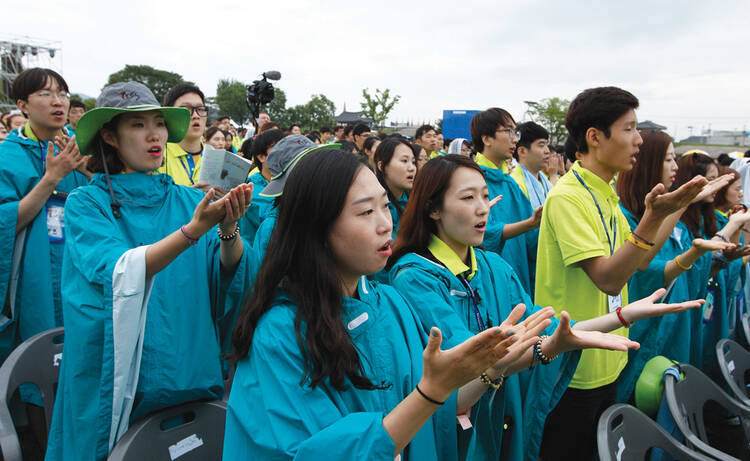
[702,166,750,377]
[615,131,740,402]
[374,136,416,240]
[225,149,537,461]
[670,153,750,368]
[46,82,256,461]
[386,155,703,461]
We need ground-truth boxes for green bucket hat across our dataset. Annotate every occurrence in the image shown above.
[75,81,190,155]
[634,355,679,417]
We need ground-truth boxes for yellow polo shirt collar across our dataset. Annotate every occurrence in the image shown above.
[428,235,477,280]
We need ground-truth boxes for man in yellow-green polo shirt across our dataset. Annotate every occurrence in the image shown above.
[157,83,208,188]
[536,86,704,460]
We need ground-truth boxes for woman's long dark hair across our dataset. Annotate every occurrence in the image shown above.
[672,153,717,237]
[230,149,384,391]
[374,137,415,217]
[617,130,673,220]
[387,155,484,269]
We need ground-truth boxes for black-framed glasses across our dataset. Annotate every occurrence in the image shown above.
[496,128,521,140]
[181,105,208,117]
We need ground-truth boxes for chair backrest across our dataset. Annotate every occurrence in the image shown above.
[0,327,64,461]
[597,404,714,461]
[716,338,750,406]
[664,364,750,461]
[107,400,227,461]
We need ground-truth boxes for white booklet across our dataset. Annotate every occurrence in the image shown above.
[197,145,253,191]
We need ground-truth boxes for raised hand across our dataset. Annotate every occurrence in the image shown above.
[489,304,553,372]
[45,137,87,183]
[728,208,750,226]
[692,174,734,204]
[692,238,738,252]
[419,325,520,402]
[546,311,640,355]
[190,183,253,236]
[722,244,750,262]
[488,195,503,209]
[528,206,543,228]
[645,176,707,217]
[619,288,704,324]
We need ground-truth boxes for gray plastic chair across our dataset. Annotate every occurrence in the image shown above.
[0,327,64,461]
[107,400,227,461]
[597,404,713,461]
[716,338,750,406]
[664,363,750,461]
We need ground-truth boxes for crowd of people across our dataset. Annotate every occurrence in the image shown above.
[1,67,749,461]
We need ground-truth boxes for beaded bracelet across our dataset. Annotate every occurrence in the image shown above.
[533,335,557,365]
[480,372,504,390]
[218,224,240,241]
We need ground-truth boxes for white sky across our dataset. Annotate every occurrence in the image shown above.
[6,0,750,141]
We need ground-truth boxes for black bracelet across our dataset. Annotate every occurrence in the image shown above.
[415,384,445,405]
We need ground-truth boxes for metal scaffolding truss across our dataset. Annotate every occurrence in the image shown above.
[0,35,62,111]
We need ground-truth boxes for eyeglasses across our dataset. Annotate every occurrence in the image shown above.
[496,128,521,140]
[31,90,70,101]
[181,105,208,117]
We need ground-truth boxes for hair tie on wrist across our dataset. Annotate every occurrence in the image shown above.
[616,306,631,328]
[415,384,445,405]
[180,225,199,245]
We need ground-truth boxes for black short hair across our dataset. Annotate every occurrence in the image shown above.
[338,140,356,153]
[352,123,370,137]
[415,124,435,140]
[565,86,639,154]
[320,126,332,134]
[250,128,285,168]
[163,83,205,107]
[68,99,86,111]
[469,108,515,153]
[563,136,578,163]
[514,121,549,159]
[343,125,355,137]
[218,115,230,122]
[12,68,69,102]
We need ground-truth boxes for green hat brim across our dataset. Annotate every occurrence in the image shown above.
[75,105,191,155]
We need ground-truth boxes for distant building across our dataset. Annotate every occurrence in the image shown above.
[637,120,666,132]
[334,111,373,127]
[679,130,749,146]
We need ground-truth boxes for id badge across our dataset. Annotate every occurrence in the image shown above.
[608,294,622,313]
[46,194,66,243]
[703,286,715,323]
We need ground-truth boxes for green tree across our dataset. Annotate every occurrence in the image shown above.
[106,65,191,103]
[215,79,252,126]
[360,88,400,127]
[524,97,570,146]
[302,94,336,130]
[266,88,288,123]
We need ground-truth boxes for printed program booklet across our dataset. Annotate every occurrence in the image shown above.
[197,145,253,191]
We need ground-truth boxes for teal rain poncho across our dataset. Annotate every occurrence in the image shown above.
[700,210,747,378]
[45,172,256,461]
[0,126,88,360]
[389,249,580,461]
[616,207,694,402]
[223,276,459,460]
[238,171,274,243]
[478,165,538,297]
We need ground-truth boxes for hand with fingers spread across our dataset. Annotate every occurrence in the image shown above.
[645,176,707,217]
[488,195,502,209]
[489,304,553,373]
[721,244,750,262]
[692,174,734,204]
[546,311,640,356]
[45,136,87,184]
[692,238,738,252]
[618,288,704,326]
[418,325,520,402]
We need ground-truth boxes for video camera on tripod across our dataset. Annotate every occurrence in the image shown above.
[246,70,281,121]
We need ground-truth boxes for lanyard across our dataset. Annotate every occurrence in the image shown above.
[179,154,197,185]
[457,273,490,331]
[573,170,616,255]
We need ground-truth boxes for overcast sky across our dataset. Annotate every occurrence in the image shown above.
[5,0,750,141]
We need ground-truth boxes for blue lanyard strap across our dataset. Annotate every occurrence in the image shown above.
[572,170,616,255]
[457,274,489,331]
[179,154,197,185]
